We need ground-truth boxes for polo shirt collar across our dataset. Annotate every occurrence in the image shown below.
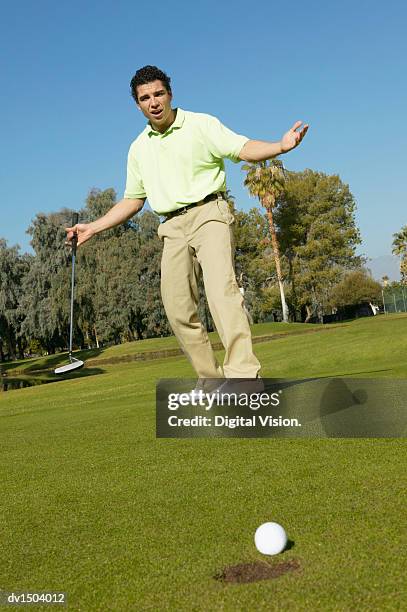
[145,107,185,137]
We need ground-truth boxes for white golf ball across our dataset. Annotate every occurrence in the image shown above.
[254,522,287,555]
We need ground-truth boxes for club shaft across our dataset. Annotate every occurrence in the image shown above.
[69,251,76,359]
[68,212,79,361]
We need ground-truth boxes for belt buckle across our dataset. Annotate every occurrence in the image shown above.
[179,206,189,215]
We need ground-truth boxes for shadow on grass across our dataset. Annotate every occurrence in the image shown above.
[264,376,406,437]
[318,377,406,437]
[2,344,186,374]
[326,368,394,377]
[1,348,107,375]
[285,539,295,552]
[1,367,105,392]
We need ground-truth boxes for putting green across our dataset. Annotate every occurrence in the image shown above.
[1,315,406,610]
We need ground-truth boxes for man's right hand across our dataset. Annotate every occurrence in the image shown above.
[65,223,96,248]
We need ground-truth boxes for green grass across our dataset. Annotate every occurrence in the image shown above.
[1,314,406,610]
[2,320,326,375]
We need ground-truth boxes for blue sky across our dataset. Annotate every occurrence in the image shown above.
[1,0,406,272]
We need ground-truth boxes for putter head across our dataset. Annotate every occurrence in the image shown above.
[54,358,84,375]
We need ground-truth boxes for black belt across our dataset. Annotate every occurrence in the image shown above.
[162,192,224,220]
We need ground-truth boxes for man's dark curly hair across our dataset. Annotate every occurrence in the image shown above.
[130,65,172,102]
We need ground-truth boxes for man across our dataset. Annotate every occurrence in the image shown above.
[66,65,308,395]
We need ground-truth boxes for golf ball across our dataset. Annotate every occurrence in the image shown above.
[254,522,287,555]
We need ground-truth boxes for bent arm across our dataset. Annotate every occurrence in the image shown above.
[239,121,309,162]
[65,197,146,248]
[239,140,283,163]
[91,197,146,234]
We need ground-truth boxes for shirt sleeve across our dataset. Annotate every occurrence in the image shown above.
[123,144,147,199]
[204,114,250,163]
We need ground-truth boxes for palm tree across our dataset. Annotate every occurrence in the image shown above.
[392,224,407,284]
[242,159,289,322]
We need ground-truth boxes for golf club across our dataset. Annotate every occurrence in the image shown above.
[54,212,84,375]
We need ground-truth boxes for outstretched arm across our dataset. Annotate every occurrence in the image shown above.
[239,121,309,162]
[65,197,146,248]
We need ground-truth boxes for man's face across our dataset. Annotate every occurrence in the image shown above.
[136,80,173,130]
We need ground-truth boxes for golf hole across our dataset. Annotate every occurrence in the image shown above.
[214,558,300,584]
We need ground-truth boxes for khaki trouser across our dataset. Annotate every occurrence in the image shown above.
[157,195,261,380]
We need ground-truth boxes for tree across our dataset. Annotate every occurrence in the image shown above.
[275,170,363,322]
[232,206,278,322]
[77,189,169,344]
[243,159,289,322]
[329,269,382,308]
[129,210,170,338]
[0,239,30,360]
[19,209,74,353]
[392,224,407,284]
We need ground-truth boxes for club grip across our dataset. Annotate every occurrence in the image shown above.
[71,212,79,254]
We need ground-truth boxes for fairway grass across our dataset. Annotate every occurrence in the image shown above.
[1,315,406,610]
[2,320,326,376]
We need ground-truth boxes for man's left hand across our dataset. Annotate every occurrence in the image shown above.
[280,121,309,153]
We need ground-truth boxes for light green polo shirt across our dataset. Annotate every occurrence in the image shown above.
[123,108,249,214]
